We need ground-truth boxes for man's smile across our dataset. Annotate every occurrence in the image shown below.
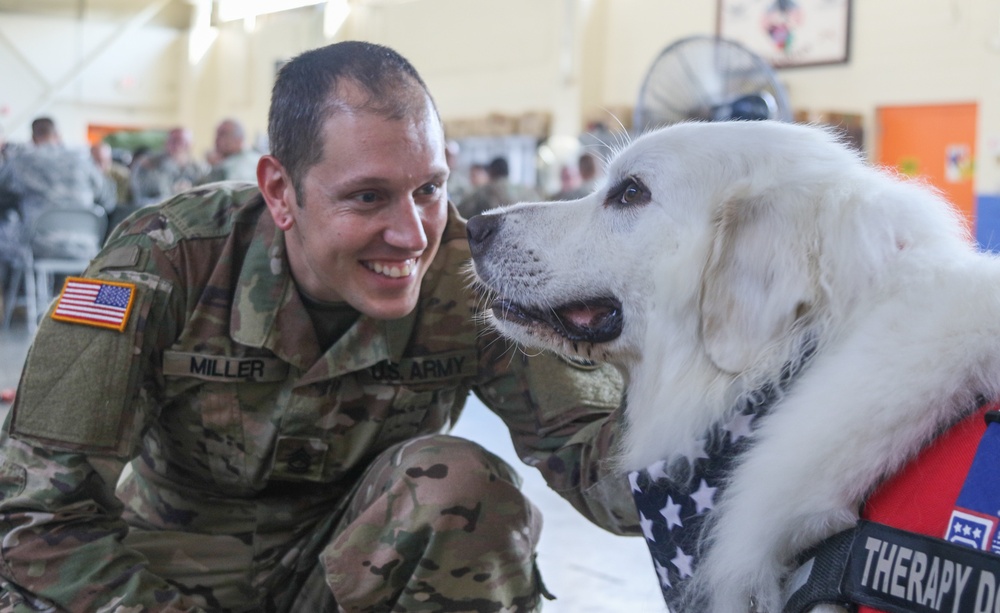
[364,258,417,278]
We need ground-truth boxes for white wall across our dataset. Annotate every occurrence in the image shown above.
[0,11,185,144]
[4,0,1000,190]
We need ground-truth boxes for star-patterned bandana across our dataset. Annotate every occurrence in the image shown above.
[630,395,768,611]
[629,342,815,612]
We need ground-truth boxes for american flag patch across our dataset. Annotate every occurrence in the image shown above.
[51,277,137,332]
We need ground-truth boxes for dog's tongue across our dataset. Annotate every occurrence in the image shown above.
[558,303,614,329]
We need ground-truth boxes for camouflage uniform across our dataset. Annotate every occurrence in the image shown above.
[0,183,637,612]
[456,180,540,220]
[0,143,114,228]
[130,153,209,207]
[445,173,472,207]
[104,162,132,208]
[198,151,261,186]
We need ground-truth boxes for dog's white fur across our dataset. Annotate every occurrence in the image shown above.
[467,120,1000,612]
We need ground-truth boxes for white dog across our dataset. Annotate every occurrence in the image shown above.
[466,120,1000,613]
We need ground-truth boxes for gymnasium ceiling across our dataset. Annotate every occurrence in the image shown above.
[0,0,417,29]
[0,0,195,29]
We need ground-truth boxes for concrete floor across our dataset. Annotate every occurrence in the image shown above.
[450,399,667,613]
[0,313,666,612]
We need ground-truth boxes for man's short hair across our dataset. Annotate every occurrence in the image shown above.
[31,117,56,141]
[268,41,439,201]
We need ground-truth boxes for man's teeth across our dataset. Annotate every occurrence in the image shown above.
[369,260,415,278]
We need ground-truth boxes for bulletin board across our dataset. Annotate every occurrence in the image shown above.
[717,0,852,68]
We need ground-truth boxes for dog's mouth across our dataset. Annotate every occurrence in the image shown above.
[490,296,624,343]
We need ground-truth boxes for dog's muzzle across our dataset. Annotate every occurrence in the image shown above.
[467,214,624,344]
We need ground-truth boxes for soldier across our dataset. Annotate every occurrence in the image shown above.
[90,141,132,209]
[576,152,602,195]
[444,140,472,205]
[0,116,115,229]
[199,118,261,185]
[0,41,637,612]
[548,163,584,201]
[130,127,209,207]
[456,156,540,220]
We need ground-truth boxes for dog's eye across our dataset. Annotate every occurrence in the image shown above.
[606,177,650,208]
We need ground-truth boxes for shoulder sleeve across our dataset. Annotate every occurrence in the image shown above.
[474,333,640,536]
[0,225,199,611]
[11,243,176,457]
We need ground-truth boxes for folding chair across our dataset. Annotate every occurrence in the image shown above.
[4,207,107,336]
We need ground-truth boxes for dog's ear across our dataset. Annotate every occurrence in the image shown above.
[700,196,814,374]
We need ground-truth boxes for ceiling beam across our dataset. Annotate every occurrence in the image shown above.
[3,0,172,133]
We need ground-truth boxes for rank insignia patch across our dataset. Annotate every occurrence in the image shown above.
[51,277,136,332]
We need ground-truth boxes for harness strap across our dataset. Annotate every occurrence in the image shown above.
[785,404,1000,613]
[783,520,1000,613]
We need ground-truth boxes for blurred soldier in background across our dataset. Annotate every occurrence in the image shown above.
[0,117,114,230]
[444,139,472,205]
[199,117,261,184]
[457,155,540,219]
[549,162,583,201]
[90,141,131,208]
[130,127,208,207]
[576,151,602,195]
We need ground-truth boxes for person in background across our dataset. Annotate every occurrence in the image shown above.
[444,139,472,205]
[0,125,16,167]
[469,162,489,190]
[457,155,540,219]
[0,126,18,330]
[0,117,114,231]
[90,141,131,209]
[549,162,584,201]
[130,127,208,207]
[576,151,602,195]
[199,117,261,184]
[0,126,17,218]
[0,41,636,612]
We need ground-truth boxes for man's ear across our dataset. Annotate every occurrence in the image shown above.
[258,154,296,231]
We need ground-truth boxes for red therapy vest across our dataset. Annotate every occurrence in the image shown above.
[858,403,996,613]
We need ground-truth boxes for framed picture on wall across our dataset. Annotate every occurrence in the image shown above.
[717,0,852,68]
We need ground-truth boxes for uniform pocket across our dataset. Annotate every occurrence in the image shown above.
[372,386,461,450]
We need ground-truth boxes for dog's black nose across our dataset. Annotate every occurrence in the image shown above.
[466,214,499,257]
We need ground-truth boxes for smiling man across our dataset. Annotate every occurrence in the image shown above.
[0,42,637,612]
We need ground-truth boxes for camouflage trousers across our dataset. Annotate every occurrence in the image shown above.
[1,435,546,612]
[292,434,548,613]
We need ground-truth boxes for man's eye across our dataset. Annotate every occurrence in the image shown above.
[357,192,378,204]
[417,183,440,197]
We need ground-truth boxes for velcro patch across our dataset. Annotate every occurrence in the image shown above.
[51,277,136,332]
[162,350,289,382]
[360,351,478,385]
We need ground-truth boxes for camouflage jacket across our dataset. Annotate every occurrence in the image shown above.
[198,151,261,186]
[0,183,636,612]
[130,152,208,207]
[0,143,114,227]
